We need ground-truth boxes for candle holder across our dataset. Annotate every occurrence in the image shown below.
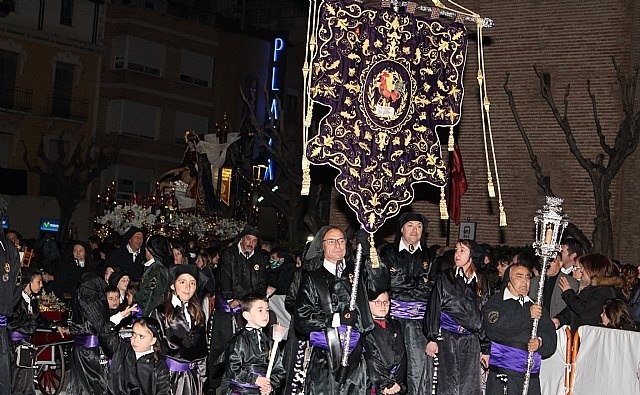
[523,196,569,395]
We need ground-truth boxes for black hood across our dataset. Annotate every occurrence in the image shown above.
[393,212,429,248]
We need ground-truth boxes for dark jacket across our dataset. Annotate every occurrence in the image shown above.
[136,261,168,317]
[363,318,407,394]
[218,245,268,300]
[106,246,145,282]
[99,321,170,395]
[223,327,286,394]
[556,275,623,330]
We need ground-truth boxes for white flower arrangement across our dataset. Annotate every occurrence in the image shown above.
[95,204,245,241]
[96,204,157,235]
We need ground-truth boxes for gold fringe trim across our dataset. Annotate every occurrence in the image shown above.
[440,187,449,220]
[448,125,454,151]
[301,157,311,196]
[369,234,379,269]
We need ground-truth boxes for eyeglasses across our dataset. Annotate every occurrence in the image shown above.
[372,301,390,307]
[323,238,346,245]
[572,266,583,271]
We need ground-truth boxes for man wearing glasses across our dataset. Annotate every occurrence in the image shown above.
[378,213,435,394]
[294,226,374,394]
[529,254,579,319]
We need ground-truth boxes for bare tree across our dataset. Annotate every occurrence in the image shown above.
[22,132,119,242]
[234,87,322,240]
[504,59,640,257]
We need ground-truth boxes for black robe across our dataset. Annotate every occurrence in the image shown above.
[419,270,489,395]
[482,290,557,395]
[0,238,21,395]
[67,273,108,395]
[222,327,286,394]
[99,321,171,395]
[363,318,407,394]
[208,244,268,388]
[151,305,208,395]
[293,261,375,395]
[8,292,55,395]
[106,245,145,282]
[378,242,437,394]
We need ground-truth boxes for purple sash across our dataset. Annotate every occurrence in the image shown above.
[309,325,360,352]
[74,335,100,348]
[9,331,31,342]
[0,315,7,327]
[390,299,427,320]
[131,305,143,319]
[230,372,265,390]
[439,312,471,335]
[490,341,541,374]
[215,294,242,313]
[166,357,196,372]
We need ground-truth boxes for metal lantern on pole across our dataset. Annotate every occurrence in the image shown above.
[522,196,569,395]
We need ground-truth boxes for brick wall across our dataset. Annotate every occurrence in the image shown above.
[329,0,640,262]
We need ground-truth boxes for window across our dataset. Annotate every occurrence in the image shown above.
[108,99,160,139]
[52,62,74,118]
[0,50,18,109]
[113,165,154,202]
[179,50,214,88]
[112,36,164,76]
[60,0,74,26]
[174,111,209,144]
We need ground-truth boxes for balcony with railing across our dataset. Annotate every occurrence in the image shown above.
[48,95,89,122]
[0,84,33,113]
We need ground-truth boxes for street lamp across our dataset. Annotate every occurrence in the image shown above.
[523,196,569,395]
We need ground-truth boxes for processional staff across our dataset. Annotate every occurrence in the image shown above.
[522,196,569,395]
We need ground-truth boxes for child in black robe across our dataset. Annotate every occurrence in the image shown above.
[364,291,408,395]
[223,295,286,395]
[100,315,171,395]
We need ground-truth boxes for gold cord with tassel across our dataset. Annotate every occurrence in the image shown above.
[499,202,507,227]
[439,187,449,220]
[369,233,379,269]
[301,157,311,196]
[448,125,454,151]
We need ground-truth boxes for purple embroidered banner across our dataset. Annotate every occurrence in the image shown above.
[306,0,468,232]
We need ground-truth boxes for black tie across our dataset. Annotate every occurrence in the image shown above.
[408,244,414,253]
[519,296,525,306]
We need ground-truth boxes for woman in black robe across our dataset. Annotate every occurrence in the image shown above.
[420,239,490,395]
[151,264,207,395]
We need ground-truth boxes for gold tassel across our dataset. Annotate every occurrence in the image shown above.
[440,187,449,220]
[369,234,379,269]
[499,203,507,227]
[448,125,454,151]
[487,177,495,198]
[301,157,311,196]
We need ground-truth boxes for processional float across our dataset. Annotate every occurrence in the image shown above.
[298,0,502,392]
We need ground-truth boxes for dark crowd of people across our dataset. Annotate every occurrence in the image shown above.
[0,199,638,395]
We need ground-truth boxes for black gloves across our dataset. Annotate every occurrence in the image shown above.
[340,309,359,327]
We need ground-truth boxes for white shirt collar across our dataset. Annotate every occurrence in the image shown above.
[560,266,573,275]
[455,266,477,284]
[238,242,254,259]
[75,259,85,268]
[22,291,31,303]
[399,239,421,253]
[171,294,191,328]
[135,350,154,360]
[126,244,139,255]
[144,258,155,267]
[503,287,533,304]
[323,259,337,274]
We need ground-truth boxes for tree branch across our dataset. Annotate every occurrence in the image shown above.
[587,79,614,155]
[534,65,592,172]
[503,72,554,196]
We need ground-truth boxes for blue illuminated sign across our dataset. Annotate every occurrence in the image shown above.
[39,218,60,232]
[1,216,7,229]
